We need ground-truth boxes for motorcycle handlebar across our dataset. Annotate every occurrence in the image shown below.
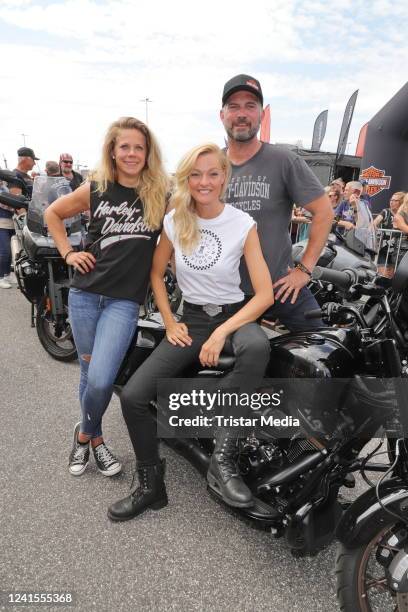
[311,266,354,289]
[0,191,29,210]
[311,266,369,290]
[0,168,26,190]
[304,308,323,320]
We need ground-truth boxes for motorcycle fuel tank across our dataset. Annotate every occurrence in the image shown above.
[22,225,82,260]
[266,327,360,378]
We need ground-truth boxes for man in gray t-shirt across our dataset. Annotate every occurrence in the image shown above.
[220,74,334,331]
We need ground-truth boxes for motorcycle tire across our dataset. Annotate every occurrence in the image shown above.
[336,522,408,611]
[143,280,182,316]
[36,297,78,362]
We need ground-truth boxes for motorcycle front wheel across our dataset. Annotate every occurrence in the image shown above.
[36,297,78,362]
[144,271,182,316]
[336,522,408,611]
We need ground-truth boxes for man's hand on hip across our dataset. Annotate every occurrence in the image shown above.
[273,268,310,304]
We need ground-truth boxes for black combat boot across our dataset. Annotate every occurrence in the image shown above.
[107,459,168,522]
[207,430,254,508]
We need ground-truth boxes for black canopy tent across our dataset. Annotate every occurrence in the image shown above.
[360,81,408,214]
[278,145,361,187]
[279,82,408,211]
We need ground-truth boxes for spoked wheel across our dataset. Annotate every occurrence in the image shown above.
[336,523,408,611]
[35,297,78,362]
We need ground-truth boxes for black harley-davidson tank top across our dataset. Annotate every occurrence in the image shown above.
[71,181,161,303]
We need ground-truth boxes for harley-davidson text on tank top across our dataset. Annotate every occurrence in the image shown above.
[71,182,161,303]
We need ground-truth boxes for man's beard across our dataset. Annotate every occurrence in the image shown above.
[226,123,259,142]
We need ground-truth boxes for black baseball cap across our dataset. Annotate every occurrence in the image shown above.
[222,74,263,106]
[17,147,39,160]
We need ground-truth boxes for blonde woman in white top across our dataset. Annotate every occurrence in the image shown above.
[108,143,274,522]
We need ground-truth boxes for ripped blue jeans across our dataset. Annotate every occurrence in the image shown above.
[68,287,139,438]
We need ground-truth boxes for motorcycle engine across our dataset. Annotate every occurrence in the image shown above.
[240,436,325,510]
[241,436,323,469]
[240,436,342,555]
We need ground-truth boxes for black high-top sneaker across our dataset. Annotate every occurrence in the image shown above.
[207,429,254,508]
[107,459,168,522]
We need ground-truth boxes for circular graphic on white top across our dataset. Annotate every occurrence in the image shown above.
[182,229,222,270]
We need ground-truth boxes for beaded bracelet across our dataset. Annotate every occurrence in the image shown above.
[295,262,312,276]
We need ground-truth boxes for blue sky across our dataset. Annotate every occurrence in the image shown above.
[1,0,408,173]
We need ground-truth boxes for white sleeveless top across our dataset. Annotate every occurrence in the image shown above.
[163,205,255,304]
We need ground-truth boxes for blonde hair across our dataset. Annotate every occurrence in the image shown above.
[170,143,231,253]
[398,193,408,215]
[92,117,168,230]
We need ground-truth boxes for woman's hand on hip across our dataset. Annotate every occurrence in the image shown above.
[166,321,192,347]
[199,330,227,367]
[65,250,96,274]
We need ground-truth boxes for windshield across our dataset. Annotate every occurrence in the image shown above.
[27,175,81,235]
[355,199,377,252]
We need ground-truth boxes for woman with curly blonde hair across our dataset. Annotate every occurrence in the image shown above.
[108,143,274,521]
[393,193,408,231]
[45,117,168,479]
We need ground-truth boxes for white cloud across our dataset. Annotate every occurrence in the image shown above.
[0,0,407,170]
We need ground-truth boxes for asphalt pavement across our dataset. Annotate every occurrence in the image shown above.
[1,286,371,612]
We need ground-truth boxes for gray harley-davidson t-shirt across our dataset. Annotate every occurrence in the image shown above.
[224,143,324,292]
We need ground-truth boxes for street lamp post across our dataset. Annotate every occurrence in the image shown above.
[21,133,28,146]
[140,97,152,124]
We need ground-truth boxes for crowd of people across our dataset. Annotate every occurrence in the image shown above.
[3,71,408,523]
[0,149,83,288]
[292,177,408,259]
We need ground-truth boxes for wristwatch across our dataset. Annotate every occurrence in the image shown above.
[295,262,312,276]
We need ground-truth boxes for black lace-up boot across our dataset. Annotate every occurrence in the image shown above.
[207,429,254,508]
[107,459,168,522]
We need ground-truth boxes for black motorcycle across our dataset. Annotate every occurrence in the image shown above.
[0,170,82,361]
[333,262,408,611]
[143,267,182,317]
[293,224,377,308]
[113,255,408,611]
